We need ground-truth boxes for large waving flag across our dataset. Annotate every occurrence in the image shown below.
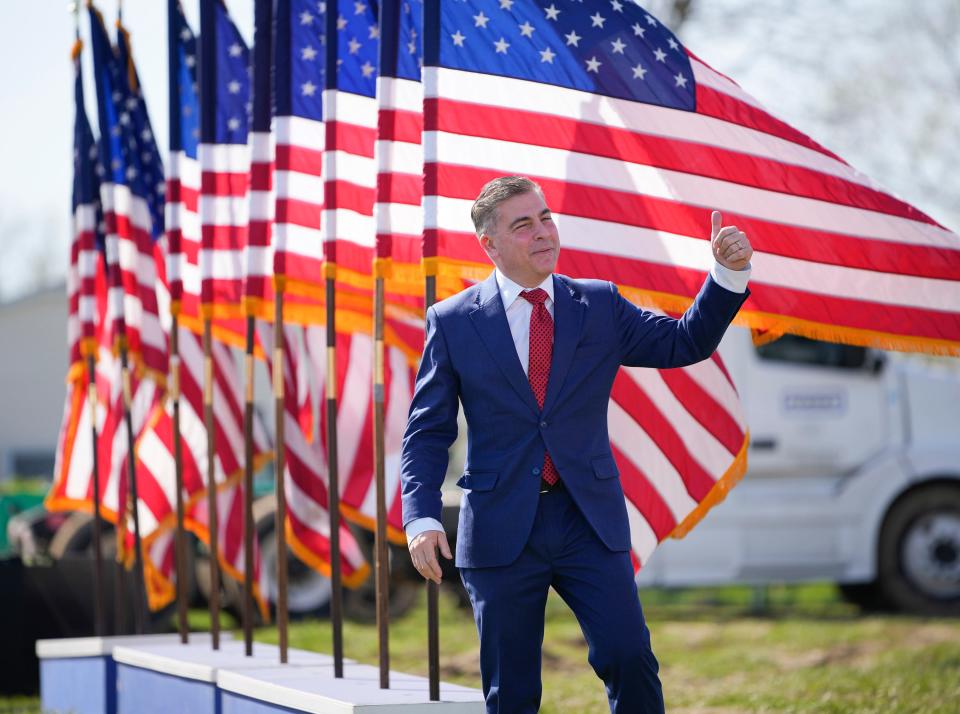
[422,0,960,355]
[612,344,748,568]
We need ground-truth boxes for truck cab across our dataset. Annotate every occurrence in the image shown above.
[635,327,960,615]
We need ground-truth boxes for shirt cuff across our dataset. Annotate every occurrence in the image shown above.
[405,517,445,542]
[710,261,751,294]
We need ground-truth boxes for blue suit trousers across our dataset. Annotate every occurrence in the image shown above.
[460,487,664,714]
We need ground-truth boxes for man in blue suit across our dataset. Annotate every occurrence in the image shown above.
[400,176,752,713]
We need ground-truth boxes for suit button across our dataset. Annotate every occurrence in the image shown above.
[540,420,547,428]
[532,467,541,476]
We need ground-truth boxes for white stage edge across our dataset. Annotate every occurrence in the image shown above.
[218,663,485,713]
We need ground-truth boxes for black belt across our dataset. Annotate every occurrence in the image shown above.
[539,478,564,494]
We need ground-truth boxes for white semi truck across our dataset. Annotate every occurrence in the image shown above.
[634,327,960,615]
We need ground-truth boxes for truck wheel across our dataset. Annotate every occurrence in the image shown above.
[49,512,100,559]
[194,544,244,619]
[342,543,420,623]
[878,484,960,616]
[837,582,889,612]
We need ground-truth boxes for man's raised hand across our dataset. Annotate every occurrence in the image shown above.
[408,529,453,584]
[711,210,752,271]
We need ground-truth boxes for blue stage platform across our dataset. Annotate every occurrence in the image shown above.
[36,633,227,714]
[39,635,484,714]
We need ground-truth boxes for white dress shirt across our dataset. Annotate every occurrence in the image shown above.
[404,261,751,542]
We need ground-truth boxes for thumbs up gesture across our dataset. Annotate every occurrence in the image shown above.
[711,211,752,271]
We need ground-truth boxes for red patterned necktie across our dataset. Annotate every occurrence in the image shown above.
[520,288,559,486]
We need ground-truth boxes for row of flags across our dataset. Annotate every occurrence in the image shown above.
[52,0,959,613]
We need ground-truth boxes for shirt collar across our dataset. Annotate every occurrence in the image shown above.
[495,270,554,311]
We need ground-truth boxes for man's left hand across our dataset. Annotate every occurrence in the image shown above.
[711,210,752,271]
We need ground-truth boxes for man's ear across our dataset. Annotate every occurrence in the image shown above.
[479,232,496,259]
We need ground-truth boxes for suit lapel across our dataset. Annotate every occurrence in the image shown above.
[469,273,541,416]
[542,275,584,417]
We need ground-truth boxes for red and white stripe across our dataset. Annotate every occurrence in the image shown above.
[143,528,177,611]
[274,115,326,295]
[422,62,960,351]
[321,88,378,278]
[187,477,270,617]
[200,143,250,314]
[166,150,202,319]
[260,323,369,585]
[68,203,102,367]
[100,181,169,373]
[245,130,275,308]
[49,320,162,527]
[611,348,748,570]
[135,327,271,540]
[374,75,424,270]
[303,324,417,541]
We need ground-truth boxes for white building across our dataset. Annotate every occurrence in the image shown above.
[0,285,68,482]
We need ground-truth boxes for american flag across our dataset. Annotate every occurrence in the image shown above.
[422,0,960,355]
[88,4,168,376]
[245,0,275,317]
[322,0,381,284]
[116,24,166,246]
[259,323,371,586]
[301,322,420,543]
[84,6,173,567]
[49,315,164,550]
[166,0,202,322]
[199,0,251,318]
[51,40,108,520]
[135,330,271,538]
[187,472,272,618]
[414,0,754,567]
[272,0,327,315]
[612,345,748,568]
[67,37,104,373]
[374,0,431,305]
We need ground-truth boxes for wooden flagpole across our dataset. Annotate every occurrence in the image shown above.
[424,273,440,701]
[203,317,221,649]
[170,320,189,643]
[73,1,107,638]
[273,290,290,664]
[325,271,345,678]
[323,0,345,680]
[422,2,442,696]
[166,0,189,644]
[243,316,256,655]
[373,272,390,689]
[198,0,221,651]
[118,339,147,634]
[85,352,106,637]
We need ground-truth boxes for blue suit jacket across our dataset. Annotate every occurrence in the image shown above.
[400,272,748,569]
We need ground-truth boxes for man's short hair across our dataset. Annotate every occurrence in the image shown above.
[470,176,544,238]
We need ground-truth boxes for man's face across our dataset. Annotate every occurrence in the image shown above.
[480,190,560,288]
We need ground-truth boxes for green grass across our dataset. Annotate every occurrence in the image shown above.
[252,583,960,714]
[10,584,960,713]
